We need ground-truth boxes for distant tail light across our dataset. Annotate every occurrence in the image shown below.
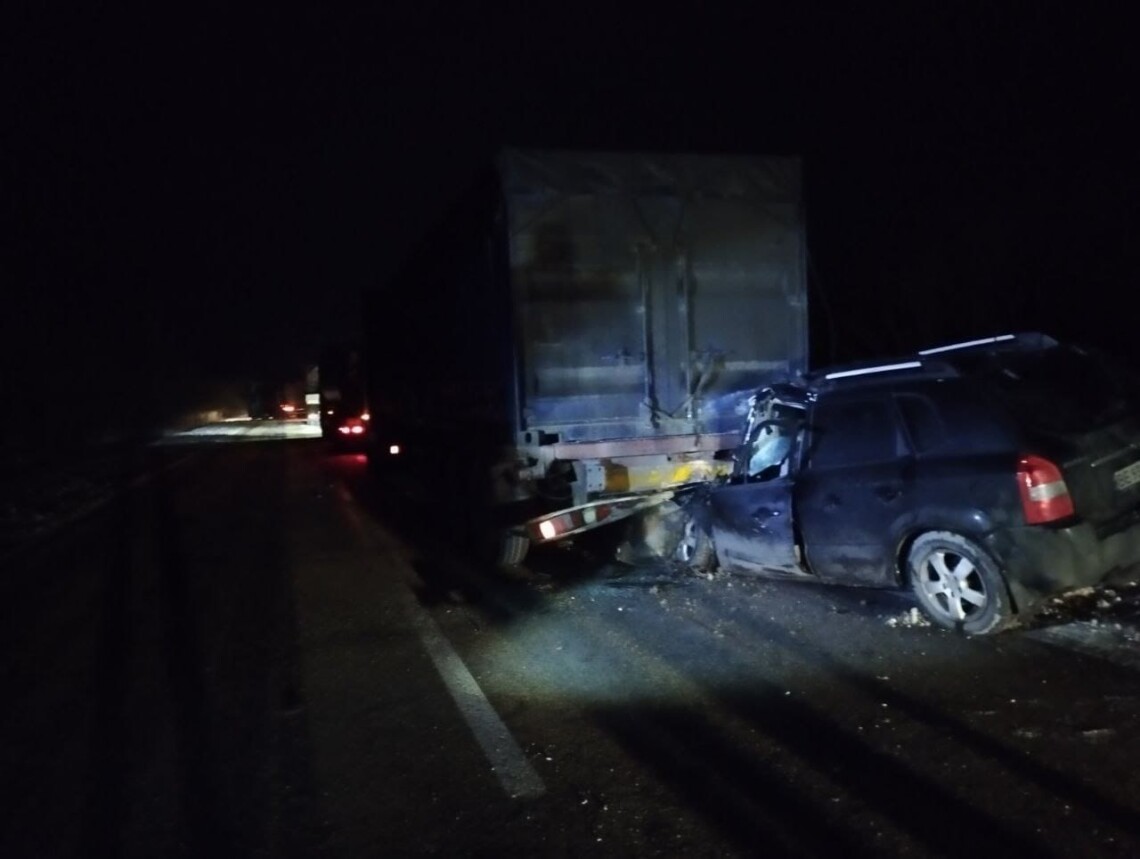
[1017,455,1075,524]
[339,419,366,436]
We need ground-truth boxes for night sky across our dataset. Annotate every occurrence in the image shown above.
[4,5,1137,445]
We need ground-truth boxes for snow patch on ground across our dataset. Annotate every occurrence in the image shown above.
[1,420,318,560]
[0,447,133,558]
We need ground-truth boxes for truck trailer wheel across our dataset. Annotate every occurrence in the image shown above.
[497,531,530,567]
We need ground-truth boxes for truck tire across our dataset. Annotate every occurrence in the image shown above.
[497,531,530,567]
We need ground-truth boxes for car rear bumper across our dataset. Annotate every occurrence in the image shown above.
[989,515,1140,610]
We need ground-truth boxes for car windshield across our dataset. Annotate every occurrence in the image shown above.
[742,420,799,479]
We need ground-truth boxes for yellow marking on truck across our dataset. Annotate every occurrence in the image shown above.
[603,458,732,493]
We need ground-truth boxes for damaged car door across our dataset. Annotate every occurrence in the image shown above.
[794,392,912,586]
[708,417,804,575]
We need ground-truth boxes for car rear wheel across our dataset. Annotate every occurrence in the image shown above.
[674,514,716,574]
[907,531,1015,635]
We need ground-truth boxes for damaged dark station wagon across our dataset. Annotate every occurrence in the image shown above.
[673,333,1140,634]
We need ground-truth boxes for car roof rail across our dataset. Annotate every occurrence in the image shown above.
[918,332,1058,356]
[823,360,924,380]
[803,333,1060,393]
[807,357,960,389]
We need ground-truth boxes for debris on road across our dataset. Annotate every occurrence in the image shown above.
[885,607,932,628]
[1080,727,1116,742]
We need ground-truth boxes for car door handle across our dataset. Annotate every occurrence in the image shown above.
[752,506,781,520]
[874,484,902,502]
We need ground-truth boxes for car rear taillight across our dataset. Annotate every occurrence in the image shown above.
[1017,454,1075,524]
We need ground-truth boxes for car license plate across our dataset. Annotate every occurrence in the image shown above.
[1114,460,1140,491]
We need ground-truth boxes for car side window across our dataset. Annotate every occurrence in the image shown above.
[896,394,949,454]
[807,397,903,470]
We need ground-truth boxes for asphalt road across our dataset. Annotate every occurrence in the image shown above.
[4,438,1140,857]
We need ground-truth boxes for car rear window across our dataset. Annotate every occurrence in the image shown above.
[895,387,1014,455]
[895,395,948,454]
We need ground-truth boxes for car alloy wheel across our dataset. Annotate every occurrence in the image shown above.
[674,515,715,573]
[907,531,1014,635]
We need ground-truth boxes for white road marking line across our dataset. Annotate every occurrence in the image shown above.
[1027,621,1140,672]
[406,602,546,799]
[334,485,544,800]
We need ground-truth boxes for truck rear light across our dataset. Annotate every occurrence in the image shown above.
[530,504,613,543]
[1017,454,1075,524]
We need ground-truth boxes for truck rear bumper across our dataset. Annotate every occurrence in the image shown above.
[548,431,741,460]
[524,492,675,545]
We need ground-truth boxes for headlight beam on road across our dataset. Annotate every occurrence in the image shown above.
[408,600,547,800]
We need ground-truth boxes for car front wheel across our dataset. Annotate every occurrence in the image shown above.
[674,514,716,574]
[907,531,1015,635]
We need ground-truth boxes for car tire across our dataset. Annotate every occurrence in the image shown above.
[907,531,1016,635]
[674,513,716,574]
